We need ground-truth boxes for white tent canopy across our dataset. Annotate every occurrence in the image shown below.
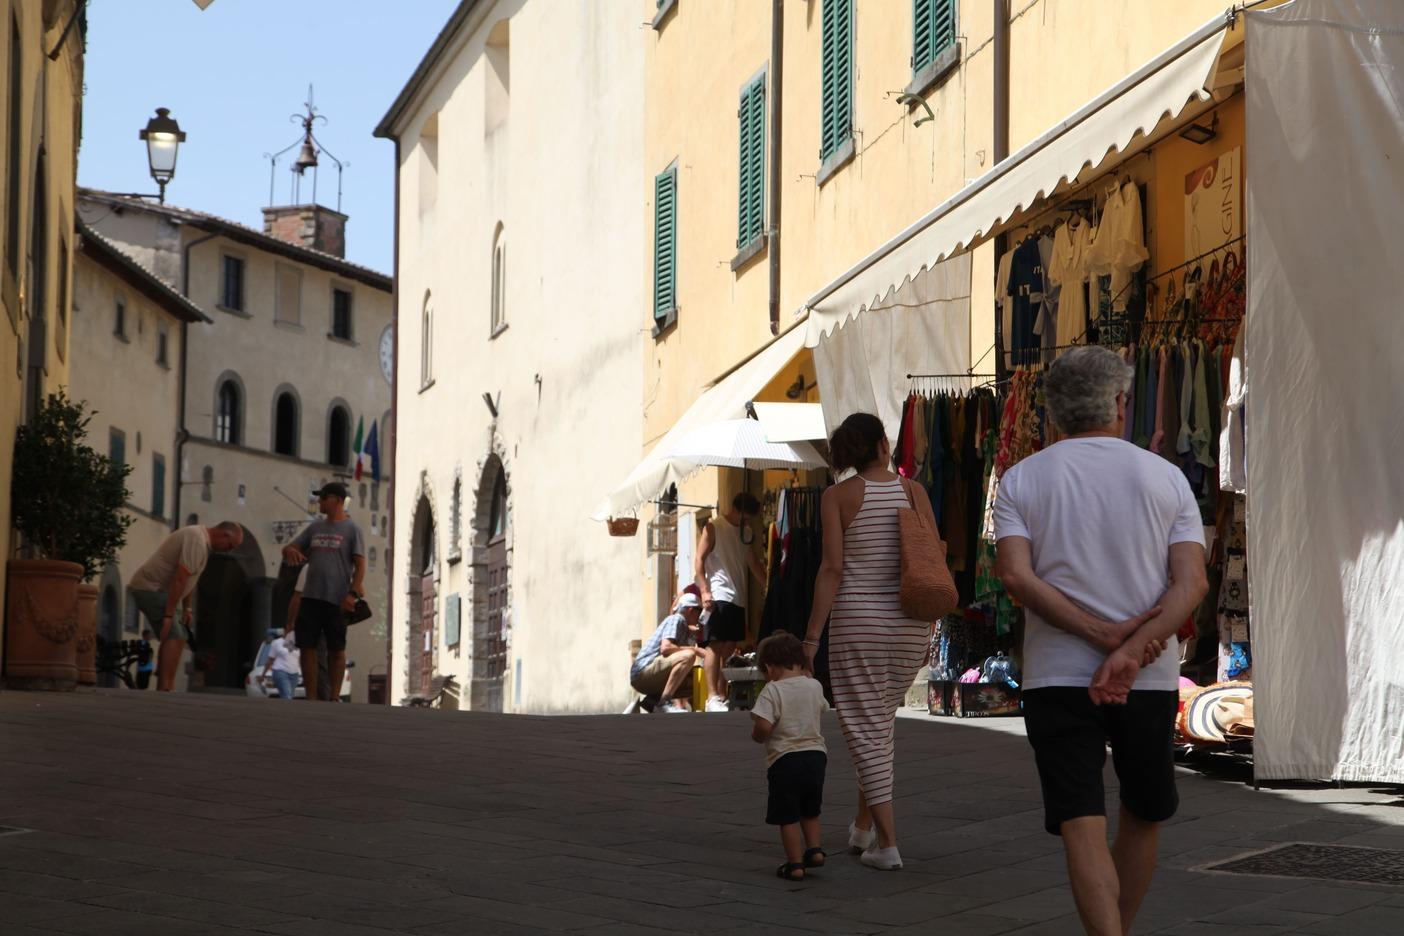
[663,419,827,471]
[801,14,1228,344]
[1246,0,1404,783]
[593,325,808,520]
[750,402,827,443]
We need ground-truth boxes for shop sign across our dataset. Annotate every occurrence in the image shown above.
[1185,147,1242,258]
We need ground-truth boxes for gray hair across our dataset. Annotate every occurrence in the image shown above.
[1044,346,1132,435]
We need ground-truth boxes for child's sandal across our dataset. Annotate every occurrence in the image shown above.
[776,862,806,881]
[803,847,826,868]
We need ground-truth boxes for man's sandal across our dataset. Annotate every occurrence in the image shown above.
[776,862,805,881]
[803,848,826,868]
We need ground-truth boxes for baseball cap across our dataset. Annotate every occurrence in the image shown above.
[313,481,349,500]
[674,593,701,610]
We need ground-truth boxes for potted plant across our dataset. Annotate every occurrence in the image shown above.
[6,392,132,690]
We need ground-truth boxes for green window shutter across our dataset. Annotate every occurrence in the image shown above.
[914,0,955,75]
[820,0,853,160]
[737,76,766,250]
[653,168,677,321]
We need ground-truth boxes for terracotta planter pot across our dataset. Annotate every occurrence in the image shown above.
[75,583,99,685]
[4,559,81,691]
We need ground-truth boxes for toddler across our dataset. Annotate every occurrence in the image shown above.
[751,632,830,881]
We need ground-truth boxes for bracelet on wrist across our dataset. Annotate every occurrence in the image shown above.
[803,638,820,646]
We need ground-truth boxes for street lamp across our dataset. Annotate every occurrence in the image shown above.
[139,108,186,204]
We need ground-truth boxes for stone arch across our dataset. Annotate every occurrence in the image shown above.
[195,524,271,692]
[212,370,246,445]
[270,383,301,457]
[468,447,511,712]
[326,397,352,468]
[404,474,440,698]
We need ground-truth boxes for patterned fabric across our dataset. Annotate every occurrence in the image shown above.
[829,478,929,807]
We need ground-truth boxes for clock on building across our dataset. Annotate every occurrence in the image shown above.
[378,325,394,385]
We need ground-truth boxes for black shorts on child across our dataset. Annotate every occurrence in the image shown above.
[765,750,826,825]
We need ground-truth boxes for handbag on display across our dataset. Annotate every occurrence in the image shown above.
[897,477,959,622]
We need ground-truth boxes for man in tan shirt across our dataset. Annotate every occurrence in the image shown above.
[129,522,244,691]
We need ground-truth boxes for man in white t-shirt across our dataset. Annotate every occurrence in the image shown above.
[260,629,301,700]
[128,522,245,691]
[994,346,1208,936]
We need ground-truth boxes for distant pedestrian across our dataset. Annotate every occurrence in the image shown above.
[135,629,154,690]
[281,482,365,702]
[994,346,1208,936]
[260,629,301,700]
[630,591,705,712]
[695,492,767,711]
[803,413,955,871]
[751,632,829,882]
[128,522,245,691]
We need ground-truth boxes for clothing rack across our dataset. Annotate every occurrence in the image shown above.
[907,372,998,380]
[1109,234,1246,309]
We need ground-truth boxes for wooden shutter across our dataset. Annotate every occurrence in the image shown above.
[737,76,766,249]
[914,0,955,76]
[653,169,677,320]
[821,0,853,160]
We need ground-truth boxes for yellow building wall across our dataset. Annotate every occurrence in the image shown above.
[0,1,83,654]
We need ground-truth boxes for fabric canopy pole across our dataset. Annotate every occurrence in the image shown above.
[812,253,971,445]
[1247,0,1404,782]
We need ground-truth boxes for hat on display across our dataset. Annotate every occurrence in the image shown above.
[1179,681,1254,744]
[314,481,350,500]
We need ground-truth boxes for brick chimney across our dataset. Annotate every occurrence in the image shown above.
[262,204,348,258]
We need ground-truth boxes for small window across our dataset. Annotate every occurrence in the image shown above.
[332,287,353,340]
[489,472,507,541]
[913,0,957,77]
[273,391,299,456]
[275,264,301,325]
[652,167,678,329]
[201,465,213,503]
[221,255,245,311]
[490,226,506,336]
[109,428,126,470]
[114,298,127,338]
[57,236,69,337]
[327,405,351,467]
[156,328,169,367]
[216,380,241,445]
[421,292,433,387]
[737,74,767,251]
[152,454,166,519]
[820,0,855,161]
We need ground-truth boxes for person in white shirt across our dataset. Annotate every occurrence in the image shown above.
[750,632,829,882]
[260,629,301,700]
[994,346,1208,936]
[696,493,767,712]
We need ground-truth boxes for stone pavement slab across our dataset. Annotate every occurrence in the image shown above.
[3,690,1404,934]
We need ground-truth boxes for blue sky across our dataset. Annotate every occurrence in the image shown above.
[78,0,461,274]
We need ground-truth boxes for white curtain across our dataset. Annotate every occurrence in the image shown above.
[812,253,971,445]
[1247,0,1404,782]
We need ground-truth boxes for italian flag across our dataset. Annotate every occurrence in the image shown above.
[352,416,366,480]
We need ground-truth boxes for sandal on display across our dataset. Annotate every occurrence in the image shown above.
[776,862,805,881]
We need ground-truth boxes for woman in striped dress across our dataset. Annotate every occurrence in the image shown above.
[803,413,945,871]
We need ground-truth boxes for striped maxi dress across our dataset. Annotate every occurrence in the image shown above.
[829,477,931,807]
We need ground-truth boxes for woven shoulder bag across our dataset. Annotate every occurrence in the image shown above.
[897,477,959,622]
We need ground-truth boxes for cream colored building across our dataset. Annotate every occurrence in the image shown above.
[0,0,85,662]
[376,0,646,712]
[69,220,209,685]
[615,0,1252,637]
[79,190,394,701]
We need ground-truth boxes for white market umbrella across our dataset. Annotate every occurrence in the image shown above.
[662,418,828,471]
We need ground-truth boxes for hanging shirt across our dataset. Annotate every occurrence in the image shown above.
[1087,182,1150,312]
[1007,238,1045,365]
[1220,329,1247,494]
[1048,218,1093,349]
[997,250,1015,369]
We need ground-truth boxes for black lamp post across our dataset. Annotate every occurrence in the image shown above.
[138,108,186,204]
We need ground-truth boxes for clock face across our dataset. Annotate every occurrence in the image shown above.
[378,325,394,385]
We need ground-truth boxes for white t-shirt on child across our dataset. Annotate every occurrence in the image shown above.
[992,436,1205,692]
[752,675,829,767]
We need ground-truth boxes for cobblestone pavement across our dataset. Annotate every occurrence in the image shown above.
[4,690,1404,935]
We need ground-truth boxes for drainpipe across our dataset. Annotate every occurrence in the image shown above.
[174,229,219,530]
[767,0,784,336]
[992,0,1010,381]
[386,137,401,701]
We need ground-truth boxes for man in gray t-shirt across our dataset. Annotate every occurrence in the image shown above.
[282,482,366,701]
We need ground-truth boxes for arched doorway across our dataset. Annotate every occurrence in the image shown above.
[470,457,509,712]
[195,525,269,691]
[406,495,437,697]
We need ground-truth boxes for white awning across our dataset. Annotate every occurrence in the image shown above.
[803,14,1229,344]
[593,324,809,520]
[751,402,827,443]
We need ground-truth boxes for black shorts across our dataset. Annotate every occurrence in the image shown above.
[1023,688,1179,836]
[295,598,348,653]
[703,600,746,645]
[765,750,826,826]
